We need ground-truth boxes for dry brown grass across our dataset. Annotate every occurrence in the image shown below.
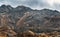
[0,31,8,37]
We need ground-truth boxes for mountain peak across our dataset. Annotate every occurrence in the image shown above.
[0,5,6,8]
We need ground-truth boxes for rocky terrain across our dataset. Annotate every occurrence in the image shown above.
[0,5,60,33]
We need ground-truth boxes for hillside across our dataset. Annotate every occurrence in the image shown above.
[0,5,60,32]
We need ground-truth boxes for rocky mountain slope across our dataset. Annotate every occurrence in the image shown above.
[0,5,60,32]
